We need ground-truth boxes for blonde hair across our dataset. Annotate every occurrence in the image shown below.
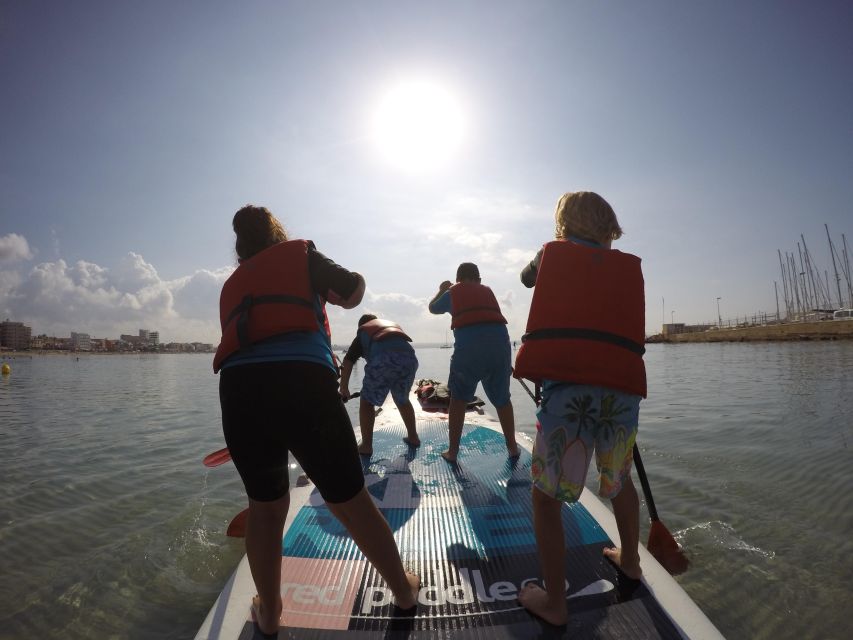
[232,205,288,260]
[554,191,623,244]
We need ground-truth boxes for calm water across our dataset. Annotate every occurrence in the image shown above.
[1,343,852,639]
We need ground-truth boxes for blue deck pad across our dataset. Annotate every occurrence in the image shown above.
[283,422,609,560]
[264,422,683,639]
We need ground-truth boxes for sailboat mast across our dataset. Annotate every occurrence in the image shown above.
[825,224,843,309]
[843,233,853,308]
[778,249,791,319]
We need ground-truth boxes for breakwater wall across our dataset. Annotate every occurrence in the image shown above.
[660,320,853,343]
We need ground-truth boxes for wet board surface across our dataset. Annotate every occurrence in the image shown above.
[197,403,723,639]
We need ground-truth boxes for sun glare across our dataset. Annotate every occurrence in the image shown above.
[371,79,466,173]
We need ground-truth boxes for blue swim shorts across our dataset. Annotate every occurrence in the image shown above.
[447,338,512,407]
[531,383,641,503]
[361,350,419,407]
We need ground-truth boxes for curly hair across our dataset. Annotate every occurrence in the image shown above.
[554,192,623,244]
[232,205,288,261]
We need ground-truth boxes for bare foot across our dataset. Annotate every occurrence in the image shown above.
[603,547,642,580]
[403,436,421,447]
[393,571,421,610]
[251,595,282,636]
[507,444,520,458]
[357,442,372,456]
[518,583,567,626]
[440,450,457,463]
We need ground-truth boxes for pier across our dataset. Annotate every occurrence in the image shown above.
[649,319,853,343]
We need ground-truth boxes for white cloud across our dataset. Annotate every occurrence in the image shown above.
[0,233,34,263]
[0,253,230,343]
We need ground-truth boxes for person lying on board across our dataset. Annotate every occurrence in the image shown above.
[339,314,421,455]
[515,191,647,625]
[428,262,519,462]
[214,205,419,634]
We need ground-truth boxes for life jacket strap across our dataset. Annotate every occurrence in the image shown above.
[522,328,645,356]
[452,305,501,317]
[225,294,315,348]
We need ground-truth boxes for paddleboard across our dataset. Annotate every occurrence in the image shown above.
[197,397,723,639]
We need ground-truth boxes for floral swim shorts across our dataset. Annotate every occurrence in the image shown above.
[531,383,641,503]
[361,350,419,407]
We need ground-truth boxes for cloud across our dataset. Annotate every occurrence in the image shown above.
[1,253,231,343]
[0,233,34,263]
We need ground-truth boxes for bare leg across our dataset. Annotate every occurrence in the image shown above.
[603,476,642,580]
[326,487,420,608]
[495,402,519,457]
[246,495,289,634]
[358,397,376,455]
[518,487,568,625]
[396,399,420,446]
[441,397,467,462]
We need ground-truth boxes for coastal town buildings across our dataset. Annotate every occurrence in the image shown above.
[70,332,92,351]
[0,319,213,353]
[1,319,32,350]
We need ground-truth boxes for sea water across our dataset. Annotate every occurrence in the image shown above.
[0,343,851,639]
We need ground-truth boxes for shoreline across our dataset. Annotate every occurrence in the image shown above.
[0,350,213,358]
[648,319,853,344]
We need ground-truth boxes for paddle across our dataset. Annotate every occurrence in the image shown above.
[226,508,248,538]
[516,377,688,575]
[632,445,689,575]
[202,392,363,468]
[203,447,231,468]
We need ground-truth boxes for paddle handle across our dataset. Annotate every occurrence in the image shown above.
[632,444,660,522]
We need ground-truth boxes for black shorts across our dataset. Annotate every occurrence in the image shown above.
[219,361,365,503]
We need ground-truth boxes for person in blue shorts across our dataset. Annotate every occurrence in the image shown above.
[339,314,420,456]
[428,262,518,462]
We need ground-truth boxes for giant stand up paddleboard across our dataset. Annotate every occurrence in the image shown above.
[197,397,723,639]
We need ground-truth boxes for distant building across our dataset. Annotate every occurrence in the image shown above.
[0,319,32,350]
[662,323,685,336]
[120,334,143,350]
[148,331,159,346]
[662,322,716,336]
[70,332,92,351]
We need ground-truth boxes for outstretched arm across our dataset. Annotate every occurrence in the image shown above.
[428,281,452,313]
[327,272,365,308]
[520,249,543,288]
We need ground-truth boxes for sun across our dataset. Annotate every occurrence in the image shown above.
[371,79,466,173]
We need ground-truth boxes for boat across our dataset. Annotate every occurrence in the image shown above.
[196,396,723,639]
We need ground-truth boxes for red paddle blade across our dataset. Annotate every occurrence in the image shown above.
[647,520,689,575]
[226,508,249,538]
[203,447,232,467]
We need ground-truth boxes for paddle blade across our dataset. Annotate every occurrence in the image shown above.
[647,520,689,575]
[203,447,232,467]
[226,508,249,538]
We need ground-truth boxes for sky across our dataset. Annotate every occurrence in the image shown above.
[2,0,852,346]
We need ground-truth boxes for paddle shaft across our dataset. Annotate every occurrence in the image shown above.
[631,444,660,522]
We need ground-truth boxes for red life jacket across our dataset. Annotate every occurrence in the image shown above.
[449,282,507,329]
[212,240,328,372]
[514,240,647,397]
[359,319,412,343]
